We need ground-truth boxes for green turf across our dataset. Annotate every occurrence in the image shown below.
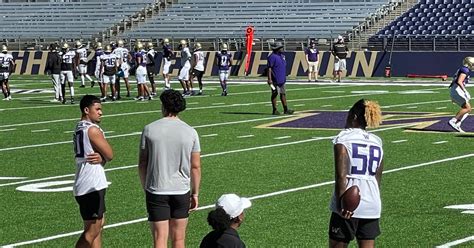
[1,75,473,247]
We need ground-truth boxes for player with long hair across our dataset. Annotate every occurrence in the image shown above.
[329,99,384,248]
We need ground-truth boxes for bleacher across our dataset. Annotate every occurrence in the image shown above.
[369,0,474,50]
[0,0,155,42]
[120,0,390,40]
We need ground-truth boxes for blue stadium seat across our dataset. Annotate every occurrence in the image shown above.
[402,16,410,22]
[439,16,447,22]
[435,12,443,17]
[406,21,414,26]
[421,17,428,22]
[427,12,435,18]
[454,12,462,17]
[463,11,470,17]
[428,25,436,31]
[415,21,422,26]
[441,7,449,13]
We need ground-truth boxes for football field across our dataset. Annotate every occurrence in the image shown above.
[1,75,474,247]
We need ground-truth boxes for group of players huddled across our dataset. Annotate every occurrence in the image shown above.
[40,39,234,104]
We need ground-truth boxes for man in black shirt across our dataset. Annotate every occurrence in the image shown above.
[45,44,62,102]
[332,35,349,83]
[200,194,251,248]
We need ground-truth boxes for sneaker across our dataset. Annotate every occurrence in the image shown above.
[140,97,145,101]
[197,91,202,96]
[2,97,9,101]
[448,119,462,132]
[221,91,228,96]
[284,109,294,115]
[70,98,75,104]
[337,79,341,83]
[79,85,85,88]
[314,79,319,82]
[272,110,281,115]
[148,96,153,101]
[91,81,96,88]
[100,97,107,102]
[190,90,196,96]
[151,92,157,96]
[112,96,116,101]
[61,98,66,104]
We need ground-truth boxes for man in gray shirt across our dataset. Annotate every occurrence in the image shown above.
[138,89,201,248]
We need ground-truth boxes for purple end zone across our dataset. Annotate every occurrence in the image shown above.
[270,111,474,133]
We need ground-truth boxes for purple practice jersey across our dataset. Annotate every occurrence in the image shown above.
[94,50,104,63]
[163,45,173,60]
[305,48,318,62]
[216,51,232,70]
[267,52,287,86]
[135,50,147,67]
[451,66,471,87]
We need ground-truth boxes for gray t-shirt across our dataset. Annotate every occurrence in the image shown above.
[140,118,200,195]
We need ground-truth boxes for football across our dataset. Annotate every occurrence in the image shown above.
[341,185,361,212]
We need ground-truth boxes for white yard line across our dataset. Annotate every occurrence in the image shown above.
[436,235,474,247]
[201,134,218,137]
[433,141,448,145]
[406,106,418,109]
[436,107,448,109]
[211,103,226,105]
[274,136,291,140]
[0,128,16,132]
[237,135,255,138]
[31,129,50,133]
[293,104,305,107]
[4,152,474,247]
[391,139,408,143]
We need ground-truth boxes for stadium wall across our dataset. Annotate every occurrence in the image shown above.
[10,51,471,78]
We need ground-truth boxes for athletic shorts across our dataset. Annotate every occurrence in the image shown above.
[163,59,172,74]
[192,69,204,79]
[136,66,147,84]
[0,72,10,81]
[75,189,106,221]
[272,83,286,94]
[219,70,229,82]
[146,191,190,222]
[60,71,74,83]
[120,63,130,78]
[308,61,318,72]
[328,212,380,243]
[78,64,87,74]
[147,65,157,75]
[103,75,116,84]
[334,59,347,71]
[450,86,470,107]
[178,62,191,81]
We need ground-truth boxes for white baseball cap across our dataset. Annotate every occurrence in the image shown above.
[216,194,252,219]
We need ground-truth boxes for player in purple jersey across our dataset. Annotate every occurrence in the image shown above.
[135,42,152,101]
[305,40,319,82]
[216,44,232,96]
[448,57,473,132]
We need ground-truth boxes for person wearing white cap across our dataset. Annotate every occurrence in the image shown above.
[331,35,349,83]
[200,194,251,248]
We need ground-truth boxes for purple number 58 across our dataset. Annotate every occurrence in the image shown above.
[351,143,382,175]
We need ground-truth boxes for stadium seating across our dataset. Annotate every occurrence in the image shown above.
[120,0,390,40]
[0,0,155,40]
[371,0,473,41]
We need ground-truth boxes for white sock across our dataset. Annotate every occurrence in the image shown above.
[165,78,170,88]
[460,113,469,124]
[80,75,85,86]
[85,74,93,82]
[70,86,74,97]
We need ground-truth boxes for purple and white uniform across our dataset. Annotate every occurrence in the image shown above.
[135,50,148,84]
[217,51,232,81]
[162,44,173,74]
[94,49,104,79]
[450,66,471,106]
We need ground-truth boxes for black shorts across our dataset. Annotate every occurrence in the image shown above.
[146,65,157,75]
[328,212,380,243]
[146,191,190,222]
[75,189,106,221]
[191,69,204,78]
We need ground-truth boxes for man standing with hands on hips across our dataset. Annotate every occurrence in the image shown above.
[267,41,293,115]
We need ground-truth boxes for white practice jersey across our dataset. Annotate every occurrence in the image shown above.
[180,47,191,67]
[193,50,205,71]
[0,53,14,73]
[330,128,383,219]
[73,120,108,196]
[146,49,156,65]
[113,47,130,64]
[76,47,88,64]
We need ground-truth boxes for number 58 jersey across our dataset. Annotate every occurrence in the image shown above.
[330,128,384,219]
[73,120,108,196]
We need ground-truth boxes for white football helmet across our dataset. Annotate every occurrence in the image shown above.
[117,39,124,47]
[136,42,144,50]
[163,38,170,45]
[147,42,154,49]
[75,41,82,48]
[194,43,202,50]
[95,42,103,50]
[62,43,69,50]
[222,43,228,51]
[1,45,7,52]
[463,57,474,70]
[180,40,187,46]
[105,45,112,53]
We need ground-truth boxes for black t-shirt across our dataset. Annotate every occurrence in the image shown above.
[332,42,348,59]
[200,228,246,248]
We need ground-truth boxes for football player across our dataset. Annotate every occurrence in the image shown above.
[99,45,119,101]
[305,40,319,82]
[75,41,96,88]
[448,56,473,133]
[93,43,105,96]
[178,40,192,96]
[135,42,151,101]
[216,44,232,96]
[162,38,173,90]
[190,43,205,95]
[0,45,15,101]
[60,43,77,104]
[146,42,158,96]
[332,35,349,83]
[113,40,132,98]
[329,99,384,248]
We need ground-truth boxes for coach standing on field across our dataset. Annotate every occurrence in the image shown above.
[267,41,293,115]
[138,89,201,248]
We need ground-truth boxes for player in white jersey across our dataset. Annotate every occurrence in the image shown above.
[146,42,158,96]
[99,45,119,101]
[75,41,96,88]
[135,42,152,101]
[60,43,77,104]
[178,40,192,96]
[73,95,113,248]
[0,45,15,100]
[190,43,205,95]
[113,40,132,98]
[329,99,384,248]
